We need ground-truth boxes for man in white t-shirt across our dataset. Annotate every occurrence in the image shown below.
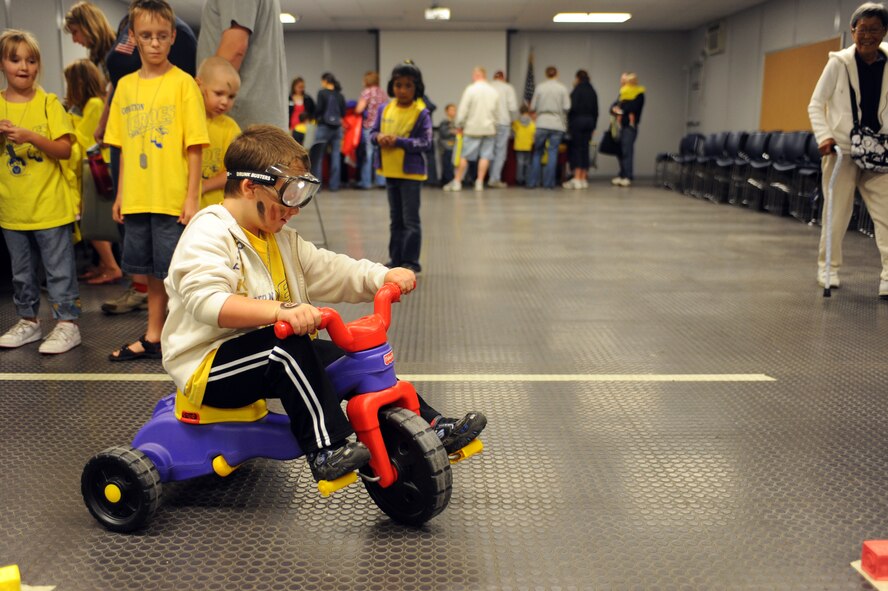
[443,67,501,192]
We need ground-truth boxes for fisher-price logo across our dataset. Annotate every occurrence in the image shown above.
[384,351,394,366]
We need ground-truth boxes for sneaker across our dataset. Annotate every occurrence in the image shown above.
[433,412,487,454]
[442,180,462,192]
[611,177,623,186]
[618,178,632,187]
[817,271,840,289]
[488,180,507,188]
[306,441,371,482]
[579,180,589,189]
[474,180,485,191]
[0,319,42,348]
[38,322,81,354]
[880,280,888,300]
[101,286,148,315]
[562,178,581,189]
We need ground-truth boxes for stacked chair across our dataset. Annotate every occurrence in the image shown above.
[688,132,728,199]
[663,133,705,192]
[764,131,812,217]
[788,134,822,224]
[710,131,748,204]
[733,131,774,208]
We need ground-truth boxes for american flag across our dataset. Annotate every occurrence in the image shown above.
[523,51,535,107]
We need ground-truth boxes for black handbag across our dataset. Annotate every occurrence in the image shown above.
[847,71,888,173]
[598,117,622,156]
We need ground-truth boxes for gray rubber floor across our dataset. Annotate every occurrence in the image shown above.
[1,182,887,590]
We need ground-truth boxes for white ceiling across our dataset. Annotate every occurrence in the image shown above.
[167,0,770,32]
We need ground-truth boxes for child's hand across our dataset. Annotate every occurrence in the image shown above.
[0,122,31,145]
[384,268,417,294]
[276,302,322,335]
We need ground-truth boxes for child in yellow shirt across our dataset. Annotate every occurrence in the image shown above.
[511,104,535,185]
[196,57,241,209]
[64,58,123,285]
[104,0,209,362]
[0,30,82,354]
[371,61,431,273]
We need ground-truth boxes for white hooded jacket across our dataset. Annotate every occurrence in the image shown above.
[808,43,888,150]
[162,204,388,392]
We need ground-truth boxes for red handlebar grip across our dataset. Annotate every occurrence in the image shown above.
[273,320,294,339]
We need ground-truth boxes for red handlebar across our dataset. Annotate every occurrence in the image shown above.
[273,283,404,352]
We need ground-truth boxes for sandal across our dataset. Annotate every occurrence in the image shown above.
[87,271,124,285]
[108,335,162,362]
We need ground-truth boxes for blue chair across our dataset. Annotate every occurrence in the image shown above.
[765,131,810,216]
[788,134,821,223]
[689,132,728,199]
[664,133,704,192]
[738,131,777,210]
[710,131,748,203]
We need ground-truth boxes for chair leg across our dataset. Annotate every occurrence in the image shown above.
[312,197,329,248]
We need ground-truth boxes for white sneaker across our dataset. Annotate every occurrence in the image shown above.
[880,280,888,299]
[488,180,507,188]
[579,180,589,189]
[611,177,623,186]
[817,271,840,289]
[474,180,485,191]
[39,322,81,354]
[0,318,42,348]
[442,180,462,192]
[618,178,632,187]
[562,179,580,189]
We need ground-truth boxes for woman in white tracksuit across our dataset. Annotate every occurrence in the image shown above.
[808,2,888,298]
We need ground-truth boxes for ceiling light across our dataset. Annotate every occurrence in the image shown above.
[425,6,451,20]
[553,12,632,23]
[280,13,299,24]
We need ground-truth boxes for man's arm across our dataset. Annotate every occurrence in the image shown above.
[215,23,251,71]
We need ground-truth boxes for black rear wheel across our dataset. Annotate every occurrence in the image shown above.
[362,407,452,526]
[82,446,161,533]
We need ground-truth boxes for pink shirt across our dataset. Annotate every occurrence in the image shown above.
[360,85,388,129]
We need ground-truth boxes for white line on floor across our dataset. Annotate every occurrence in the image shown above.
[0,373,775,382]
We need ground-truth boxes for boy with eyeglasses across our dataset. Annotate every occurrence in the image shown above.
[104,0,208,361]
[162,125,486,482]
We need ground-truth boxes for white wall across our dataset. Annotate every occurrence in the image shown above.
[687,0,860,134]
[380,30,508,123]
[283,30,377,103]
[509,31,689,179]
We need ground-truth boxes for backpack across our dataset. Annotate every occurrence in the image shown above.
[322,93,342,127]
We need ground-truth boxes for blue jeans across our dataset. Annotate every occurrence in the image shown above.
[386,178,422,270]
[515,151,530,184]
[488,124,511,183]
[313,124,343,191]
[3,225,81,320]
[440,149,454,185]
[359,127,383,188]
[619,125,638,180]
[528,129,564,188]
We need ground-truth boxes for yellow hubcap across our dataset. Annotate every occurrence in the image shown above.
[104,483,122,503]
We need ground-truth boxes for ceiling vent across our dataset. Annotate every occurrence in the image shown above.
[704,22,726,56]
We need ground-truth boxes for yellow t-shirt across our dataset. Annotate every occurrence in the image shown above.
[512,118,536,152]
[104,66,209,216]
[200,114,241,209]
[183,228,291,407]
[67,96,112,215]
[377,100,426,181]
[0,88,77,231]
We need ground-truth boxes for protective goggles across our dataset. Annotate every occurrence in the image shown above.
[227,164,320,208]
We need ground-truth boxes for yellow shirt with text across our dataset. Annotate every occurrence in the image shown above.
[105,66,209,216]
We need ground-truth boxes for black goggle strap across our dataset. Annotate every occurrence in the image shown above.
[226,170,277,186]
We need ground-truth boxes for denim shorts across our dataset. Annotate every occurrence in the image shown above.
[121,213,184,279]
[461,135,495,161]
